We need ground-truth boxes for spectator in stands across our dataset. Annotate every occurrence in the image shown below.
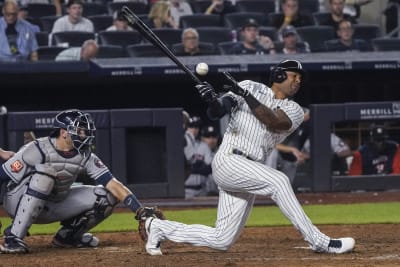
[201,125,220,196]
[17,5,40,33]
[0,0,38,62]
[272,0,314,32]
[184,116,213,199]
[106,11,134,31]
[319,0,357,34]
[204,0,236,16]
[324,19,371,51]
[148,1,178,29]
[229,18,276,55]
[349,124,400,175]
[51,0,94,33]
[55,39,97,61]
[276,25,310,54]
[170,0,193,28]
[174,28,215,56]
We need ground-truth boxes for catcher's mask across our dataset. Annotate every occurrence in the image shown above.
[269,59,305,84]
[53,109,96,154]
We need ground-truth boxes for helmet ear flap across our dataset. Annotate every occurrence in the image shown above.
[270,67,287,83]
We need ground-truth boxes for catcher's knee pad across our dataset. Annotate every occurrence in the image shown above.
[58,186,118,241]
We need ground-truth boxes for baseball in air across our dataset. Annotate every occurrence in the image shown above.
[195,62,209,76]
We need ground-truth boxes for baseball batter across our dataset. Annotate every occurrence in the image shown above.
[0,109,163,253]
[141,60,355,255]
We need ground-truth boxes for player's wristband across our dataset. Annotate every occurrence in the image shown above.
[124,194,142,213]
[244,94,261,110]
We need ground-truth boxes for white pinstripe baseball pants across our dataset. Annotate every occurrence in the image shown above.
[150,150,330,251]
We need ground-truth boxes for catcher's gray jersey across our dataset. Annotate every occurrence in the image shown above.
[3,137,110,199]
[148,80,333,252]
[3,137,113,221]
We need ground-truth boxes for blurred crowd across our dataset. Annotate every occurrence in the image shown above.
[0,0,399,62]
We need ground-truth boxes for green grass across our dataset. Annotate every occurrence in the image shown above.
[2,202,400,235]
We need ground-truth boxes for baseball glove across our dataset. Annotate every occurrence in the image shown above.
[135,206,165,242]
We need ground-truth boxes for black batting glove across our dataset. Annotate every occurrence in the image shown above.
[222,72,250,97]
[195,82,218,103]
[223,84,250,97]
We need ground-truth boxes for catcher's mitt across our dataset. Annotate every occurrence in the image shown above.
[136,206,165,242]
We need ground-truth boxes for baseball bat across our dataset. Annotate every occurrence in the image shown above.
[121,6,202,85]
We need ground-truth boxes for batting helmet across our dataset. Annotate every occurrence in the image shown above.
[53,109,96,154]
[269,59,305,83]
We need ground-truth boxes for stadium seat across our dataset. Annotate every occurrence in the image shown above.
[196,27,233,46]
[258,26,279,41]
[35,31,50,47]
[296,25,335,52]
[98,31,142,48]
[171,42,217,55]
[353,24,382,41]
[179,14,222,28]
[189,0,212,13]
[39,15,60,33]
[97,45,127,58]
[27,3,56,19]
[126,44,166,57]
[52,31,96,47]
[37,46,66,61]
[82,2,108,17]
[298,0,320,14]
[371,38,400,51]
[235,0,276,15]
[224,12,269,30]
[107,2,148,16]
[312,12,331,25]
[88,15,113,33]
[217,41,236,55]
[143,28,183,48]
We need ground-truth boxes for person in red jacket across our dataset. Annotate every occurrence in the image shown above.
[349,124,400,175]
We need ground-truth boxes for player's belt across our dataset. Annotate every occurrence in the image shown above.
[232,149,254,161]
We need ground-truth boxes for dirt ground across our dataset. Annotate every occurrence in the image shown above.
[0,191,399,267]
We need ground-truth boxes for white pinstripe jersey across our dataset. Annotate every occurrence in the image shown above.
[220,80,304,162]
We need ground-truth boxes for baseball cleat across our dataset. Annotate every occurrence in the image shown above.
[0,234,29,254]
[145,217,163,256]
[52,232,99,248]
[326,237,355,254]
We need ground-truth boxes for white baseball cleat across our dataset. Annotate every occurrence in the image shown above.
[326,237,355,254]
[145,217,163,256]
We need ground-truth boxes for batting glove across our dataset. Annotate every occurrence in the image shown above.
[195,82,218,103]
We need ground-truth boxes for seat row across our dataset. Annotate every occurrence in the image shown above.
[36,36,400,61]
[35,23,385,53]
[17,0,321,19]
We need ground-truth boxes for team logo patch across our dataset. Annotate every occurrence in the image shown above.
[94,159,105,168]
[10,160,24,173]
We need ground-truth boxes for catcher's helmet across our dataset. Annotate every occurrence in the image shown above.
[270,59,305,83]
[53,109,96,154]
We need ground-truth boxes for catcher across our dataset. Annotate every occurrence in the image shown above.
[0,109,164,254]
